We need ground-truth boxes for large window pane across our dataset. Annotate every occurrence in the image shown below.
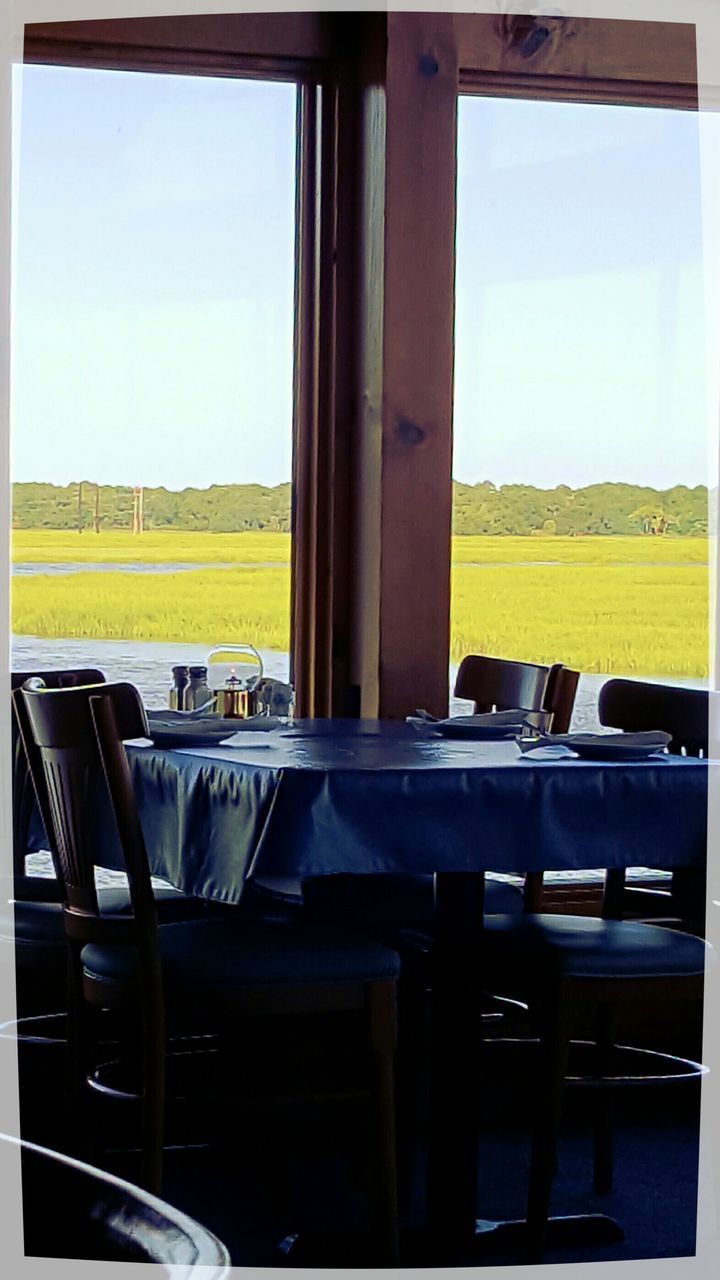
[452,94,708,727]
[11,65,296,703]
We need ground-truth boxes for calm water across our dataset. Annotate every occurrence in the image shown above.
[11,635,291,708]
[12,561,279,576]
[11,632,614,725]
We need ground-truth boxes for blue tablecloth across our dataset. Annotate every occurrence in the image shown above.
[120,720,709,906]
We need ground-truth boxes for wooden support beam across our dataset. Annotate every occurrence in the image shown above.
[351,13,458,719]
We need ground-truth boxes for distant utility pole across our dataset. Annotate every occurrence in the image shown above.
[131,486,144,535]
[94,485,101,534]
[77,481,83,534]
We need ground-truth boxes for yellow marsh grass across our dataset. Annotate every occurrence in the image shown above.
[451,563,708,676]
[450,535,708,567]
[12,529,292,565]
[12,534,709,677]
[13,529,709,567]
[12,567,291,652]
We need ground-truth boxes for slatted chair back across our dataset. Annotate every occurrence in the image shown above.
[598,678,708,925]
[454,655,579,734]
[454,655,550,718]
[11,669,105,880]
[543,664,580,735]
[14,682,157,953]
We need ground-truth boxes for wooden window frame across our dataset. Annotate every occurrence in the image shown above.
[21,12,699,720]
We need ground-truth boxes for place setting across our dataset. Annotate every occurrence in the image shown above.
[517,729,672,761]
[142,644,292,749]
[407,708,553,742]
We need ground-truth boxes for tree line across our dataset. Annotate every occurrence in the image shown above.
[12,479,707,536]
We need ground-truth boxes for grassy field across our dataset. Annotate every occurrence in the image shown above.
[12,528,291,564]
[11,532,710,678]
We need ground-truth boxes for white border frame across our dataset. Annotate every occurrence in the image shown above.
[2,4,718,1278]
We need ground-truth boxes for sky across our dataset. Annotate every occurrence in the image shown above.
[9,65,708,492]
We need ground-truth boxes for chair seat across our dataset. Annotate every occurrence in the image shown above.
[7,885,206,953]
[303,873,523,945]
[481,913,709,980]
[81,916,401,1007]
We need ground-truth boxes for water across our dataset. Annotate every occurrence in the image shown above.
[13,634,609,725]
[11,635,290,708]
[12,561,280,576]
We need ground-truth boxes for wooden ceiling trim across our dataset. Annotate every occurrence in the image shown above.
[24,14,332,64]
[453,13,698,94]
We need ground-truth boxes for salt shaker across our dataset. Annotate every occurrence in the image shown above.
[187,665,212,712]
[168,665,190,711]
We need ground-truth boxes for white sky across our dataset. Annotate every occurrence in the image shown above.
[9,66,708,492]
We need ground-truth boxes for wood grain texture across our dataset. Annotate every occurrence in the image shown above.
[24,14,330,68]
[454,13,697,94]
[377,13,458,719]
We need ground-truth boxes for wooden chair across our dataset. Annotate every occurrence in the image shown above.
[6,670,206,1020]
[598,678,708,932]
[454,655,579,736]
[14,681,401,1263]
[11,670,106,901]
[478,676,709,1256]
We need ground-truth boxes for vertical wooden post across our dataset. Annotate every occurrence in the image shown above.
[351,13,458,719]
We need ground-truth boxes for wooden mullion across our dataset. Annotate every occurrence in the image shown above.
[290,82,321,715]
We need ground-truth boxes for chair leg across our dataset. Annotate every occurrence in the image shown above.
[367,981,400,1266]
[593,1004,616,1196]
[140,987,166,1196]
[525,986,571,1261]
[66,948,95,1163]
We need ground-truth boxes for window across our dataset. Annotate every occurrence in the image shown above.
[11,64,297,703]
[452,93,708,725]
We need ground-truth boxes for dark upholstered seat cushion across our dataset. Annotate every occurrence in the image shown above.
[302,873,523,946]
[4,885,207,953]
[81,916,400,1005]
[481,913,709,980]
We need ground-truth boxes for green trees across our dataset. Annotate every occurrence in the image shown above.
[11,479,707,536]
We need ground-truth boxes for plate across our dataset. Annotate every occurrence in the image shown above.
[147,724,239,748]
[434,721,524,741]
[551,731,671,761]
[146,712,244,748]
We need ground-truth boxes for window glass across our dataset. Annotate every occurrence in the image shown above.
[452,95,708,728]
[12,65,296,703]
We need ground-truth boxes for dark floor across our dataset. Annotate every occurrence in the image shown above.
[15,1014,702,1268]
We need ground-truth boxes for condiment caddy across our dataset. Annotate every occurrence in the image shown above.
[167,645,293,719]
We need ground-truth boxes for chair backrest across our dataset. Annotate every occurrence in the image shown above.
[598,678,708,924]
[598,677,708,756]
[14,682,157,950]
[11,669,106,877]
[454,654,579,733]
[454,654,549,714]
[454,656,580,913]
[543,664,580,735]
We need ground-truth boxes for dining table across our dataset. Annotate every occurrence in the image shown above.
[117,716,710,1261]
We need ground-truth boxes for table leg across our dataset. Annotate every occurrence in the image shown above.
[427,871,485,1253]
[425,871,623,1265]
